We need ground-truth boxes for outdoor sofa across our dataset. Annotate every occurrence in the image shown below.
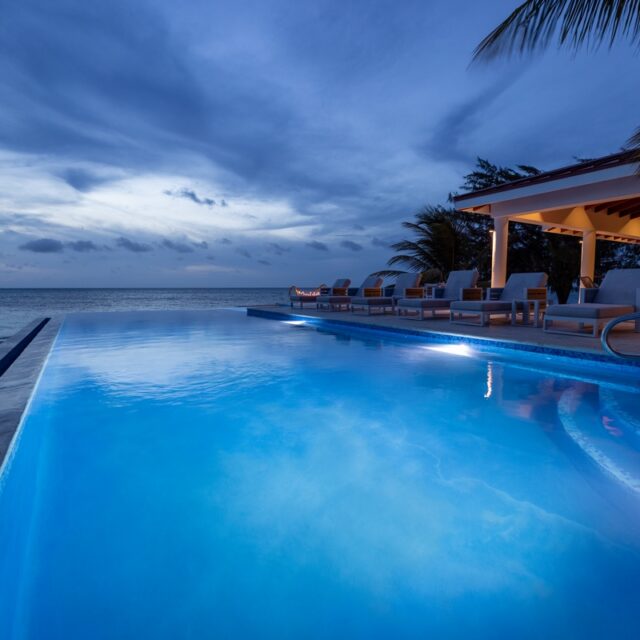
[289,279,350,308]
[543,268,640,337]
[350,272,421,315]
[316,275,383,311]
[449,272,548,326]
[396,269,480,319]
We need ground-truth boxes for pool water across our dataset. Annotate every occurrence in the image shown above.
[1,310,639,639]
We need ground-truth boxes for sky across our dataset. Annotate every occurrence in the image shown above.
[0,0,638,287]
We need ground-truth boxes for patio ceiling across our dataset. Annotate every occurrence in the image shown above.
[453,151,640,244]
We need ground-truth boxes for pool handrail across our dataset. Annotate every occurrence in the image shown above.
[601,311,640,360]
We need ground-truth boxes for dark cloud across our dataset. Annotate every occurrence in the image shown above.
[19,238,64,253]
[193,240,208,249]
[340,240,363,252]
[164,188,216,207]
[236,248,251,259]
[353,223,365,231]
[220,199,228,207]
[257,259,271,266]
[61,168,112,193]
[219,238,232,245]
[115,236,153,253]
[67,240,100,252]
[371,237,390,248]
[306,240,329,252]
[161,238,194,253]
[267,242,290,255]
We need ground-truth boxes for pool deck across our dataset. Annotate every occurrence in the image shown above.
[247,305,640,361]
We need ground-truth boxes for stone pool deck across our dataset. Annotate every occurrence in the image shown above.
[247,305,640,361]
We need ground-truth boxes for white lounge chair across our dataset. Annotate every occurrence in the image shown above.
[351,272,421,315]
[396,269,481,319]
[289,279,349,308]
[544,268,640,337]
[317,275,383,311]
[450,272,548,326]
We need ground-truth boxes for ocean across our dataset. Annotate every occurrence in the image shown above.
[0,288,289,339]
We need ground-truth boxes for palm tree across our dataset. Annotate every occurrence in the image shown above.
[375,205,492,281]
[474,0,640,147]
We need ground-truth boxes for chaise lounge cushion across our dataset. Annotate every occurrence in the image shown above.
[450,300,512,312]
[398,297,454,309]
[350,296,393,306]
[546,303,634,319]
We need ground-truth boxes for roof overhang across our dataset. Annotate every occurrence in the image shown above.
[453,153,640,244]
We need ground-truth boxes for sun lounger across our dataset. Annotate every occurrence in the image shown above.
[289,279,350,308]
[450,272,548,326]
[544,268,640,337]
[350,272,421,315]
[396,269,480,319]
[317,275,383,311]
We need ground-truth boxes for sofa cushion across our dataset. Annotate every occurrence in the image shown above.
[351,296,393,306]
[546,303,634,319]
[393,272,421,298]
[443,269,479,300]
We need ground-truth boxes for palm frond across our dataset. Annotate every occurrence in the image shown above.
[474,0,640,60]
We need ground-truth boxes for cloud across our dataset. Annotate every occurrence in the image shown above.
[219,238,232,245]
[257,259,271,266]
[220,199,228,207]
[340,240,363,252]
[164,188,216,207]
[19,238,64,253]
[267,242,290,255]
[236,248,251,259]
[371,237,390,248]
[61,168,112,193]
[193,240,208,249]
[161,238,194,253]
[306,240,329,252]
[116,236,153,253]
[67,240,100,252]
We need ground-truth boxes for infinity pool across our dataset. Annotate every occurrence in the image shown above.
[1,310,639,639]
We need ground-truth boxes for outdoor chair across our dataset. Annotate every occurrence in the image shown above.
[396,269,480,320]
[289,279,350,308]
[351,272,421,315]
[316,275,383,311]
[543,268,640,337]
[449,272,548,326]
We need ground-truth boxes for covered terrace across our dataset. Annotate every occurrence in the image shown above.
[453,151,640,288]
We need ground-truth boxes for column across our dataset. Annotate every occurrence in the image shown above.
[491,216,509,288]
[580,229,596,284]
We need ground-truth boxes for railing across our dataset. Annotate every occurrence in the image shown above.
[601,311,640,360]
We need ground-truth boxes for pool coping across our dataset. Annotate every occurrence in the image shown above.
[246,307,640,373]
[0,318,61,469]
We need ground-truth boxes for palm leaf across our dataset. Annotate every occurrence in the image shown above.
[474,0,640,60]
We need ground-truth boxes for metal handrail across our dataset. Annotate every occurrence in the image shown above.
[601,311,640,360]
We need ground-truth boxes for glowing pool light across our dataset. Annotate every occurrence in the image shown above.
[425,343,474,357]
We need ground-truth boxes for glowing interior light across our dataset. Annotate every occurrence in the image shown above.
[426,343,473,357]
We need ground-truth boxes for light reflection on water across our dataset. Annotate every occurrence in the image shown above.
[1,310,640,639]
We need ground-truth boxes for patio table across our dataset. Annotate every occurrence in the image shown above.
[511,298,547,328]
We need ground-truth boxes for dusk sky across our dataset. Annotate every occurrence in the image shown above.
[0,0,638,287]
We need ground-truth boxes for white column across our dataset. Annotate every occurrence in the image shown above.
[580,229,596,284]
[491,217,509,288]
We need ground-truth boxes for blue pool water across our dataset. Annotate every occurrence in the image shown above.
[1,310,640,639]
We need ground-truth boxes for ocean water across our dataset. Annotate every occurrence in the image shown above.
[1,310,639,639]
[0,288,288,338]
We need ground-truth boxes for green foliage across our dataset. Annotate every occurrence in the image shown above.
[473,0,640,60]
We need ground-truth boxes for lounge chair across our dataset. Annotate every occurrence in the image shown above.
[544,268,640,337]
[351,272,421,315]
[289,279,349,308]
[450,272,548,326]
[317,274,383,311]
[396,269,481,319]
